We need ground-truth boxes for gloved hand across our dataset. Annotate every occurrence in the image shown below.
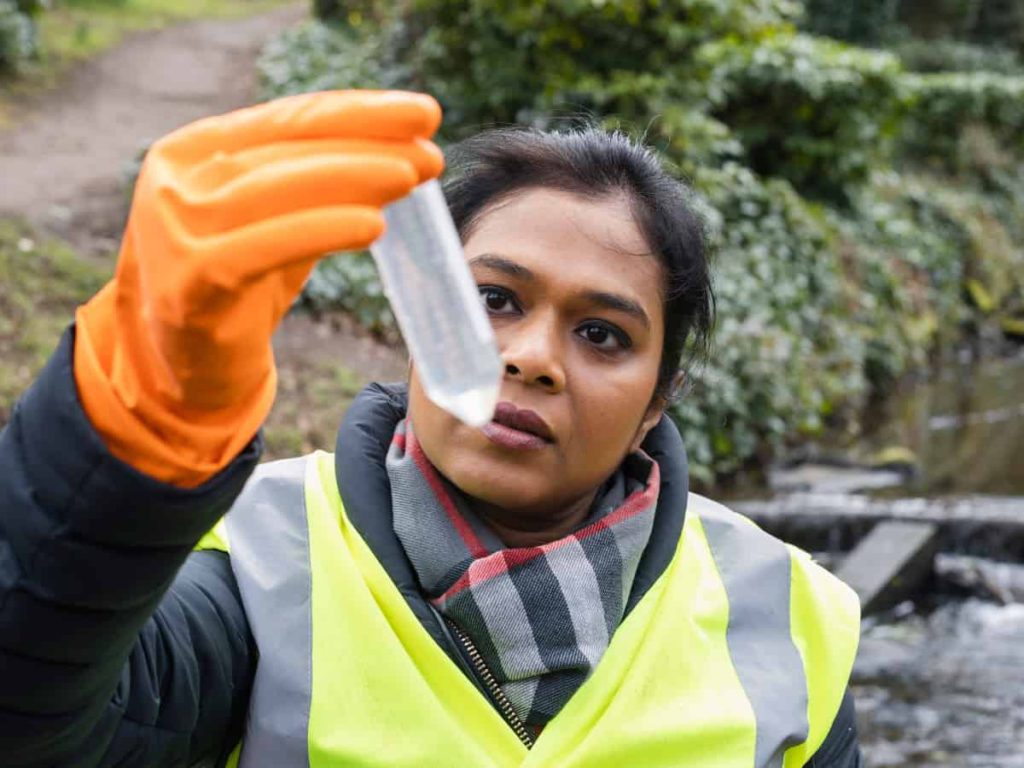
[74,91,443,487]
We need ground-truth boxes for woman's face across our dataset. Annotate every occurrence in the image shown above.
[408,187,666,519]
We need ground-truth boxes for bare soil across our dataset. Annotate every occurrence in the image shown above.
[0,4,407,452]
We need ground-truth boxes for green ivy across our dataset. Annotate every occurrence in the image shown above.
[259,18,405,98]
[677,163,866,476]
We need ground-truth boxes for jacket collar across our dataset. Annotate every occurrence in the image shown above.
[333,383,689,626]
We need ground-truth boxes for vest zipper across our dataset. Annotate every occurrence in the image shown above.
[443,617,536,749]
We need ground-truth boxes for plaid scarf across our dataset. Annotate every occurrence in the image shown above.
[387,419,660,731]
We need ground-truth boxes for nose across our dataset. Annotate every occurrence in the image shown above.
[501,313,566,393]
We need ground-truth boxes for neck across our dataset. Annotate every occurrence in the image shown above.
[468,490,598,548]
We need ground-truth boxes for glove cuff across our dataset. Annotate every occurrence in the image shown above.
[74,290,274,488]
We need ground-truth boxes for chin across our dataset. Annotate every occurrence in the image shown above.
[441,448,555,513]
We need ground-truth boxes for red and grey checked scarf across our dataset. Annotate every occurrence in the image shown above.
[387,419,660,731]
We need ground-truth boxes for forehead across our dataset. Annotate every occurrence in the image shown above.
[463,188,664,304]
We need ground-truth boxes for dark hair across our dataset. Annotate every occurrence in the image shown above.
[443,127,715,401]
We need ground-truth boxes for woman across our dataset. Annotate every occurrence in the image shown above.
[0,91,862,766]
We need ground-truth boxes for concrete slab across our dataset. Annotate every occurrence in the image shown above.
[836,520,941,614]
[735,494,1024,561]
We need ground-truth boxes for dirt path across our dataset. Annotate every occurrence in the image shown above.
[0,4,306,256]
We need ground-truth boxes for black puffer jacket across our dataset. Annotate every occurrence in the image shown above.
[0,328,863,766]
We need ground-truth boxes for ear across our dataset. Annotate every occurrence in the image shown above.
[629,372,685,453]
[629,402,664,453]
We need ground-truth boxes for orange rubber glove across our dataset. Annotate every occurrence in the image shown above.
[74,91,443,487]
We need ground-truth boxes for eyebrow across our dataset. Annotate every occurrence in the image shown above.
[469,253,651,330]
[583,291,651,329]
[468,254,535,280]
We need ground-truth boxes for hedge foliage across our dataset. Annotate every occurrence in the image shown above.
[801,0,1024,51]
[893,39,1023,75]
[902,72,1024,164]
[695,33,903,202]
[259,0,1024,484]
[799,0,898,45]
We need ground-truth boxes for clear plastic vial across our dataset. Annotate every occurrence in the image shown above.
[370,180,503,427]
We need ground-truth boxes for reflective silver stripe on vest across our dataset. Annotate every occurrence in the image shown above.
[224,457,313,768]
[694,494,809,768]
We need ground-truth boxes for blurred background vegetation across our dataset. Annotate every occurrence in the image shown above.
[2,0,1023,486]
[257,0,1024,485]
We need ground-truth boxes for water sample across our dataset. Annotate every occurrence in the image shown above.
[370,180,503,427]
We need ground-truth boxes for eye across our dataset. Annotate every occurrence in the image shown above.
[577,321,631,351]
[479,286,519,316]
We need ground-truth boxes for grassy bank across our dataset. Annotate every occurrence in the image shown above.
[38,0,291,61]
[0,218,107,423]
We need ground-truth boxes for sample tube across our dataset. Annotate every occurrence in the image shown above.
[370,180,502,427]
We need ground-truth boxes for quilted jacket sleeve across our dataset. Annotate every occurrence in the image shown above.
[0,327,259,767]
[807,690,864,767]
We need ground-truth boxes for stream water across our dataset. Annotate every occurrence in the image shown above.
[855,599,1024,765]
[744,352,1024,765]
[861,350,1024,498]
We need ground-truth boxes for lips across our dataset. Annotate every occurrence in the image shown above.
[480,402,554,451]
[492,402,554,441]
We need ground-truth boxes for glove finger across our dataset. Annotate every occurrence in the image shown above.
[157,91,442,161]
[166,154,420,237]
[182,137,445,197]
[189,205,387,288]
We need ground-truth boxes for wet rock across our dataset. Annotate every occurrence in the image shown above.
[935,554,1024,604]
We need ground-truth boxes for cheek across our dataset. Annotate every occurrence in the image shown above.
[408,368,493,491]
[568,354,660,454]
[407,371,454,458]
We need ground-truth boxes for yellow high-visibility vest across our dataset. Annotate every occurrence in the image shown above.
[199,451,859,768]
